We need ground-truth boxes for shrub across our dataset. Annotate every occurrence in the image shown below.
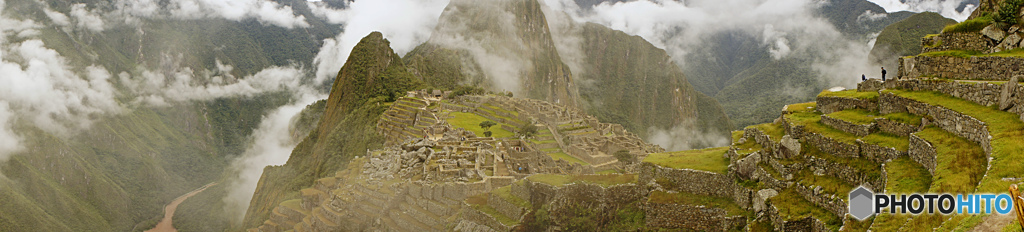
[483,131,492,137]
[519,123,538,139]
[942,17,992,33]
[613,150,632,163]
[996,0,1024,24]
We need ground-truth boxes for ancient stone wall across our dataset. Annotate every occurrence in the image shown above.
[857,140,905,164]
[803,132,860,158]
[820,114,876,136]
[817,96,878,114]
[794,182,848,218]
[488,193,526,221]
[461,206,514,232]
[875,118,919,137]
[899,56,1024,80]
[880,92,992,154]
[640,163,752,209]
[908,134,938,175]
[920,32,990,53]
[644,202,746,231]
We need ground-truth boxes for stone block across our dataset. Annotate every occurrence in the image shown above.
[1000,76,1019,110]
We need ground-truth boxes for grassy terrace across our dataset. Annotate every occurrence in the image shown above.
[920,48,1024,58]
[915,126,987,194]
[643,147,730,174]
[731,130,743,144]
[546,152,588,166]
[648,190,748,216]
[886,89,1023,193]
[493,186,530,208]
[794,169,854,197]
[800,142,881,180]
[771,187,841,230]
[527,174,638,187]
[882,112,923,126]
[818,89,878,101]
[784,102,817,113]
[465,194,518,226]
[826,109,878,124]
[861,133,909,151]
[785,111,860,144]
[884,157,932,194]
[732,137,763,156]
[448,112,515,138]
[747,123,786,142]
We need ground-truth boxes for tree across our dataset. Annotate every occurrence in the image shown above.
[614,150,632,163]
[519,123,538,139]
[483,131,492,137]
[479,121,497,130]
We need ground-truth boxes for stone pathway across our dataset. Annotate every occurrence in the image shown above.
[146,182,217,232]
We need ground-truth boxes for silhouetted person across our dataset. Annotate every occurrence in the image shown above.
[881,67,887,81]
[862,74,866,81]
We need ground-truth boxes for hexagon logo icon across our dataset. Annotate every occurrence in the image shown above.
[849,186,874,220]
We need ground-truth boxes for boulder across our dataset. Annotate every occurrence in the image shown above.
[999,33,1023,51]
[735,152,761,179]
[780,135,801,158]
[753,189,779,213]
[1012,25,1021,34]
[1000,76,1020,110]
[982,25,1007,42]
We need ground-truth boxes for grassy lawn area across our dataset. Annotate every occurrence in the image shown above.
[747,123,786,142]
[731,130,743,144]
[862,133,909,151]
[784,102,817,113]
[527,174,637,187]
[785,111,860,144]
[919,48,1024,58]
[885,157,932,193]
[648,190,748,216]
[882,112,923,126]
[732,138,763,156]
[826,109,879,124]
[886,89,1023,193]
[818,89,878,101]
[941,17,990,33]
[546,152,588,166]
[794,169,854,196]
[643,147,730,174]
[771,187,842,230]
[448,112,515,138]
[492,186,530,208]
[914,126,987,194]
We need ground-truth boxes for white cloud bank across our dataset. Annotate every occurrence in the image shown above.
[866,0,976,21]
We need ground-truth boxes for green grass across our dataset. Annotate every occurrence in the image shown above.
[748,123,786,142]
[882,112,923,126]
[648,191,748,216]
[546,152,589,166]
[732,138,763,156]
[919,50,984,58]
[527,174,638,187]
[941,17,992,33]
[643,147,730,174]
[731,130,744,144]
[785,111,860,144]
[794,169,854,196]
[915,126,987,194]
[801,142,882,180]
[448,112,515,138]
[887,89,1024,193]
[467,197,519,226]
[884,157,932,193]
[818,90,879,101]
[759,162,783,180]
[784,102,818,113]
[861,133,910,151]
[492,186,530,208]
[770,187,842,230]
[826,109,879,125]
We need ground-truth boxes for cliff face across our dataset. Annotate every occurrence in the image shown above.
[242,32,421,227]
[407,0,579,107]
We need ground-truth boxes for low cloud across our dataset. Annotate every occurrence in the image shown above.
[223,89,324,221]
[857,10,888,22]
[866,0,975,21]
[112,0,310,28]
[70,3,105,32]
[122,59,304,107]
[647,124,730,152]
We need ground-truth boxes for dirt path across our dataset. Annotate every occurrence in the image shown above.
[146,182,218,232]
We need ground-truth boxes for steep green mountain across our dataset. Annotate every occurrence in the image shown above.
[241,32,420,228]
[574,23,733,144]
[869,12,956,71]
[406,0,579,107]
[406,0,733,142]
[0,0,340,230]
